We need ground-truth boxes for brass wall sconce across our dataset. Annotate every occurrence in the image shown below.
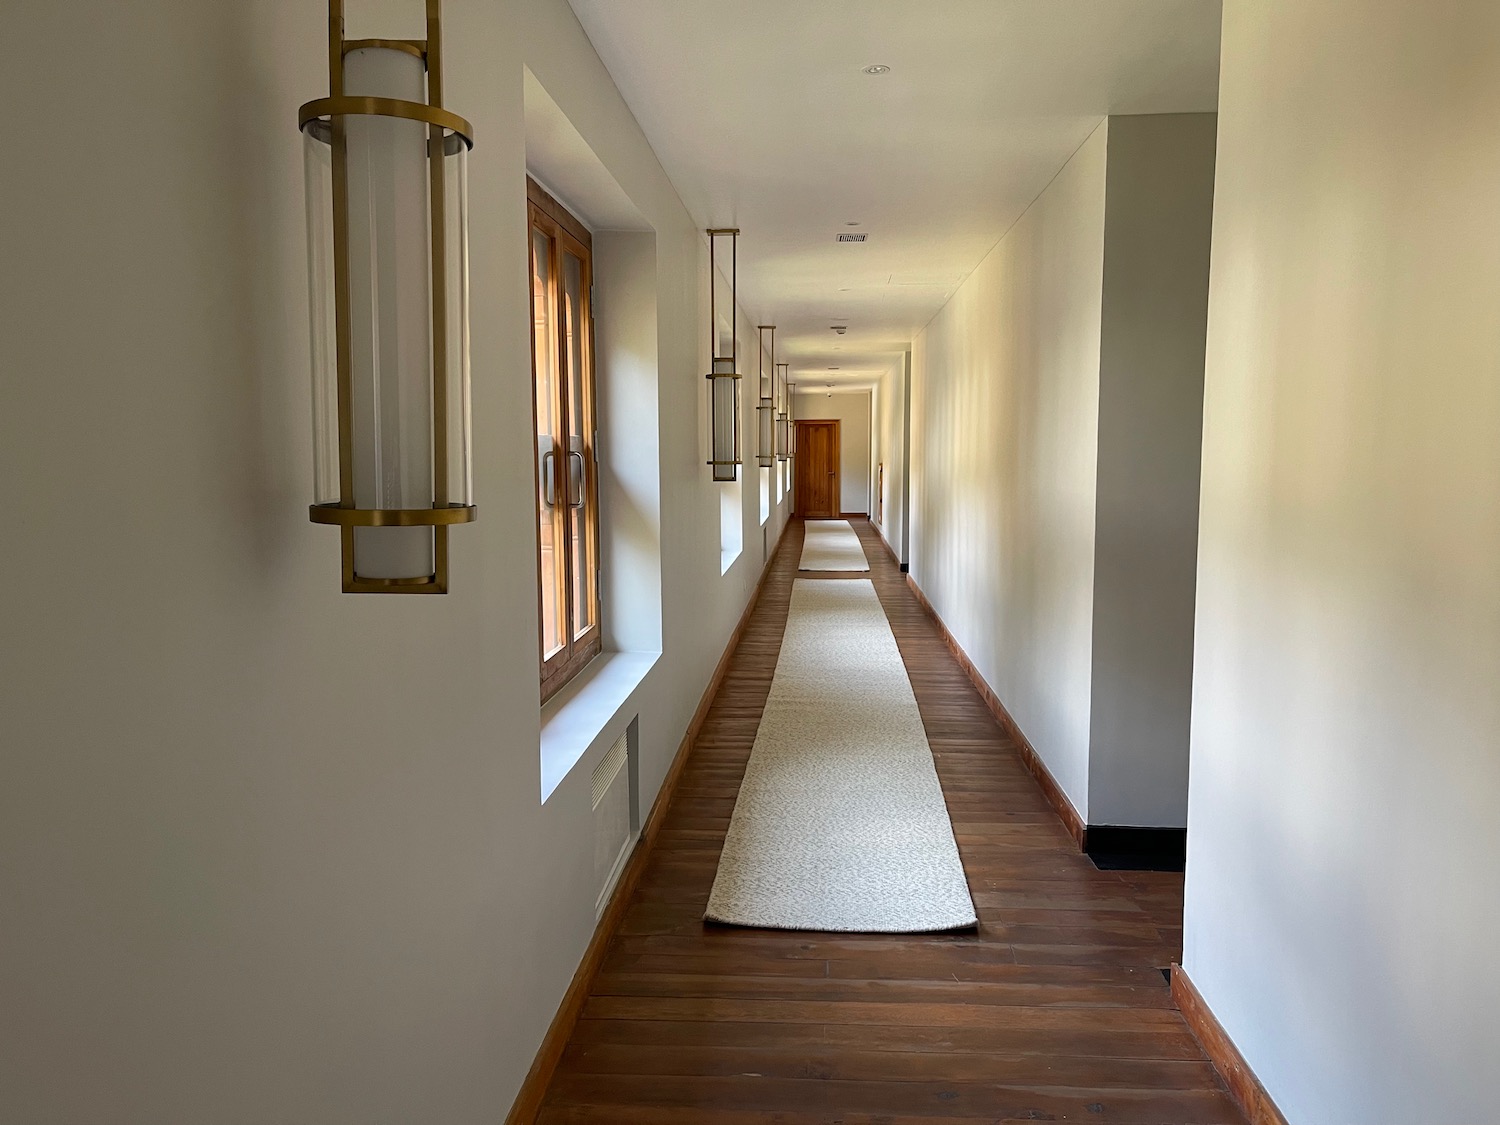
[300,0,476,593]
[787,380,797,456]
[706,228,742,482]
[756,324,776,469]
[775,363,791,463]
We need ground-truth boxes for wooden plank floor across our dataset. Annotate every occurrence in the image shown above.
[537,518,1244,1125]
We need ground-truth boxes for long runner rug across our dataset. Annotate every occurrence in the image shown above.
[705,579,977,932]
[798,519,869,571]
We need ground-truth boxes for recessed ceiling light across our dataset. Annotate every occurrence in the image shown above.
[845,221,861,226]
[862,64,890,75]
[828,366,840,371]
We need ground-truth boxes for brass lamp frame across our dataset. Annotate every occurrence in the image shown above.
[775,362,791,463]
[755,324,776,469]
[706,228,742,481]
[300,0,476,593]
[787,380,797,456]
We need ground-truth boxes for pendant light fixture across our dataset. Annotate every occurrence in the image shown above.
[787,379,797,456]
[756,324,776,469]
[300,0,476,593]
[775,362,791,463]
[706,228,742,482]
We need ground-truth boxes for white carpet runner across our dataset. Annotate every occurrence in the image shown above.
[705,579,976,932]
[798,519,869,571]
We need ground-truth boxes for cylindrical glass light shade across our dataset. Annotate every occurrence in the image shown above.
[709,362,739,483]
[302,40,474,588]
[442,140,473,509]
[304,131,340,508]
[757,399,774,468]
[345,47,431,579]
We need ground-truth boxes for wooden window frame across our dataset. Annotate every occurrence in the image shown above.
[528,178,602,703]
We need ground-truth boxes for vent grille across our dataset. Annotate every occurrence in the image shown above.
[836,232,867,242]
[591,731,629,809]
[592,725,635,919]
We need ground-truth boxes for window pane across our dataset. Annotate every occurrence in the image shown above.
[562,249,596,640]
[532,226,565,661]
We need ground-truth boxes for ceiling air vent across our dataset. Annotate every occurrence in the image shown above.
[836,232,867,242]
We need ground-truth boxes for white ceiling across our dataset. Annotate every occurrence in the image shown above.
[567,0,1222,385]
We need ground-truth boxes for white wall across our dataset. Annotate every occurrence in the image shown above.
[1183,3,1500,1122]
[0,1,786,1121]
[794,389,873,515]
[593,230,663,654]
[911,123,1108,818]
[909,115,1214,830]
[1087,114,1217,828]
[872,358,910,563]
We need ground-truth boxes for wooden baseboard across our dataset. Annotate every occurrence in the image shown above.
[871,524,901,569]
[840,511,869,519]
[903,573,1087,850]
[504,522,790,1125]
[1171,965,1289,1125]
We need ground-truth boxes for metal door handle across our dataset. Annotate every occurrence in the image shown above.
[566,450,586,511]
[540,449,558,508]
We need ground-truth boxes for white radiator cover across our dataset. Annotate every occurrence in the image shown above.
[591,729,633,918]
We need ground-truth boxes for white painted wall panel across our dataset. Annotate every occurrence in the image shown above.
[1086,114,1217,828]
[910,123,1109,821]
[1184,3,1500,1121]
[871,357,910,563]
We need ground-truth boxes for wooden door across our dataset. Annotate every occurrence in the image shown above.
[795,420,840,518]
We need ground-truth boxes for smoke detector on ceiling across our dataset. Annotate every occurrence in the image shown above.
[836,232,867,243]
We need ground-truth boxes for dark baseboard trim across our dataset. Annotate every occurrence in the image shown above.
[904,573,1087,850]
[1085,825,1186,871]
[504,520,790,1124]
[840,511,870,519]
[1171,964,1290,1125]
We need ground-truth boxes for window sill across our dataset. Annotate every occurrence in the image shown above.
[540,650,659,803]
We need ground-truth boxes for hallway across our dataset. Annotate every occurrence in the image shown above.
[534,519,1243,1123]
[7,2,1498,1120]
